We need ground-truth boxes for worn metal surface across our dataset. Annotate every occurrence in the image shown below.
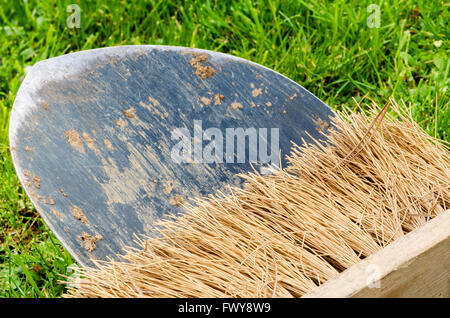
[10,45,334,267]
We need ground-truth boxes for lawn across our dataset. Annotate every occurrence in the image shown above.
[0,0,448,297]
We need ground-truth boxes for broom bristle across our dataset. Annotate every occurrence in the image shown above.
[64,100,450,298]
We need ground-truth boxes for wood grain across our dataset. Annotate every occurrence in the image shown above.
[303,209,450,298]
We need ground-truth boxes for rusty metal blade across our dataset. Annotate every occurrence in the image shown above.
[9,45,334,267]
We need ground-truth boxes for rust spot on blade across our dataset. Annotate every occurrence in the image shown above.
[164,180,174,195]
[124,107,136,118]
[140,97,168,120]
[200,97,211,106]
[115,118,127,129]
[252,88,262,97]
[82,132,99,154]
[314,115,332,133]
[231,102,243,110]
[170,195,185,208]
[79,232,103,252]
[38,195,55,205]
[59,187,68,197]
[71,205,87,224]
[104,139,114,150]
[214,94,224,105]
[52,209,65,220]
[32,175,40,189]
[64,130,85,153]
[189,53,216,79]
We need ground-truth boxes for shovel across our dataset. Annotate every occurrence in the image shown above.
[9,45,334,267]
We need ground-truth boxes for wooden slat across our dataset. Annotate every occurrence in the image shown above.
[303,209,450,298]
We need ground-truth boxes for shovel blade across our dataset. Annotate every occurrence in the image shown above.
[10,46,334,266]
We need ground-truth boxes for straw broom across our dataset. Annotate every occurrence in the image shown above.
[64,99,449,298]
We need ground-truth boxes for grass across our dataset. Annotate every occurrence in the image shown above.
[0,0,448,297]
